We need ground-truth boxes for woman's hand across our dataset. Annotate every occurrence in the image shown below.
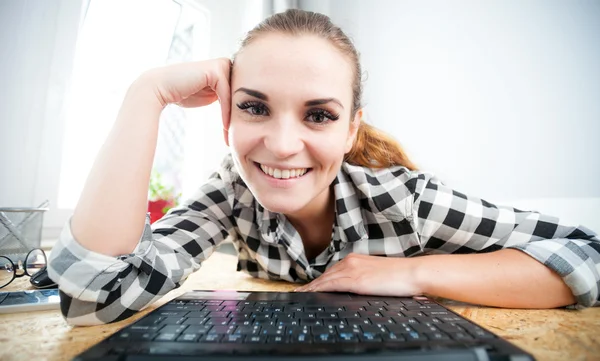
[294,253,423,296]
[139,58,232,131]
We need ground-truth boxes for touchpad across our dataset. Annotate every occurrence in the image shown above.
[275,292,353,303]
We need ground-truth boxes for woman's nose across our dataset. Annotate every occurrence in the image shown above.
[263,118,304,159]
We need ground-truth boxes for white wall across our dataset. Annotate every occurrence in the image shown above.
[302,0,600,232]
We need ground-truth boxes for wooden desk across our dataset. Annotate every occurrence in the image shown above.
[1,252,599,361]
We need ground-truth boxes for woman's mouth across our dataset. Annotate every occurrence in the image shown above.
[255,162,312,179]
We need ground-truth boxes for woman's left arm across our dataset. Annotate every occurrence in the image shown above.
[415,248,576,308]
[297,173,600,309]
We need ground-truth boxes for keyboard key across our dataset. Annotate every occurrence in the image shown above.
[425,331,450,340]
[336,324,361,334]
[186,311,210,318]
[387,324,413,334]
[410,324,438,333]
[322,318,346,326]
[259,325,286,336]
[209,325,236,334]
[268,335,288,343]
[337,333,358,342]
[199,334,222,343]
[154,332,178,342]
[361,325,386,334]
[205,318,230,326]
[129,325,163,333]
[177,333,201,342]
[338,311,360,318]
[451,332,474,341]
[402,311,426,317]
[404,305,446,311]
[156,311,189,317]
[290,333,312,343]
[423,310,451,317]
[314,333,336,343]
[392,317,419,324]
[467,329,496,339]
[135,316,166,326]
[160,325,188,334]
[438,316,469,323]
[300,319,323,326]
[222,334,245,343]
[382,332,405,342]
[358,332,382,342]
[183,318,208,326]
[184,325,212,334]
[437,323,464,333]
[245,335,267,343]
[402,331,427,341]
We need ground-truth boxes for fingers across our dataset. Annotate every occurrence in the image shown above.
[213,58,232,135]
[298,275,355,293]
[295,268,352,292]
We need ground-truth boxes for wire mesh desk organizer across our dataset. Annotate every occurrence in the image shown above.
[0,201,49,263]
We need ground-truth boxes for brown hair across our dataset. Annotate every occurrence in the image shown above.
[233,9,417,171]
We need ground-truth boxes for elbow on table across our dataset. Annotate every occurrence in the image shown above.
[57,288,150,326]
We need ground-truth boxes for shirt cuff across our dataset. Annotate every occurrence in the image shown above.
[47,215,153,304]
[508,238,600,308]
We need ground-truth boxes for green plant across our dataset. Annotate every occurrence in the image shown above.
[148,170,181,212]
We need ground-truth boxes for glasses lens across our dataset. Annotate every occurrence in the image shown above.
[26,249,46,276]
[0,256,15,288]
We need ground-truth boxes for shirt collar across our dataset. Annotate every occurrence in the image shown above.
[331,166,368,243]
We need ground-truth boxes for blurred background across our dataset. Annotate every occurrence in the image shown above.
[0,0,598,244]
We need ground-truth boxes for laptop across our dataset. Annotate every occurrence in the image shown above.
[73,290,535,360]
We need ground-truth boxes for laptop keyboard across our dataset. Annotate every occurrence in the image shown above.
[111,298,496,345]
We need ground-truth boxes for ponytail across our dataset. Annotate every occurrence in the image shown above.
[345,121,418,171]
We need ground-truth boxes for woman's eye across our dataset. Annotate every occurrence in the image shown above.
[309,113,326,123]
[236,102,269,117]
[249,105,266,116]
[306,109,339,125]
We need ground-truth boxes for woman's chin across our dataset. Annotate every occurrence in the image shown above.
[254,196,306,215]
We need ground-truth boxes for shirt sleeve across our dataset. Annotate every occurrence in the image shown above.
[411,173,600,309]
[47,172,236,325]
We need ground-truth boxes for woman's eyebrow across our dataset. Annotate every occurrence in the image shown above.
[234,87,268,100]
[234,87,343,109]
[305,98,344,109]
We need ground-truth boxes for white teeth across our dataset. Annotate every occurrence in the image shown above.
[259,164,308,179]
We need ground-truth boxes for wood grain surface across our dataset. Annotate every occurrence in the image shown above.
[1,252,598,361]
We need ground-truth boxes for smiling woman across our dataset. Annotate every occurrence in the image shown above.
[45,9,599,326]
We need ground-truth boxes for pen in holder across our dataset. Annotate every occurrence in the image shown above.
[0,200,49,261]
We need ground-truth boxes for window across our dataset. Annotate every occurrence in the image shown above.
[58,0,209,208]
[37,0,267,239]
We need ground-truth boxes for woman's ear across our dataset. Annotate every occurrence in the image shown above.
[345,109,362,153]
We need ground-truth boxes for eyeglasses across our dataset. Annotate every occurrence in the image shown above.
[0,248,47,289]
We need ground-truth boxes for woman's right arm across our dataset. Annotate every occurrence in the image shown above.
[47,59,234,325]
[72,59,232,257]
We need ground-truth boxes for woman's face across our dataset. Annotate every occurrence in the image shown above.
[229,33,359,217]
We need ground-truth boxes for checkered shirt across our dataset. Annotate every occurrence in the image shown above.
[48,154,600,325]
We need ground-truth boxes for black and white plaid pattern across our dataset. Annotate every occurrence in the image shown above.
[48,154,600,325]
